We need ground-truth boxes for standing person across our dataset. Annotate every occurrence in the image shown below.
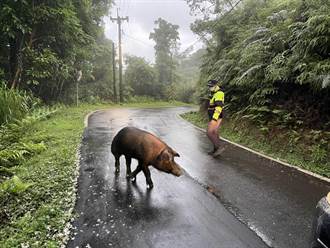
[206,79,226,157]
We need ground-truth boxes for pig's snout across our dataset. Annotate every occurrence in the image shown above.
[172,164,183,177]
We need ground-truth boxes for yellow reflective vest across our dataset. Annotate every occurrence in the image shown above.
[208,90,224,121]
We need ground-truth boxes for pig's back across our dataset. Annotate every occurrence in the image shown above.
[111,127,166,161]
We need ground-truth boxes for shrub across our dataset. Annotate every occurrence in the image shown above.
[0,84,40,126]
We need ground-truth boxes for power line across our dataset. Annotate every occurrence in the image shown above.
[126,0,131,16]
[123,31,154,48]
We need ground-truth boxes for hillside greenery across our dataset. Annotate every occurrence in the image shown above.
[189,0,329,128]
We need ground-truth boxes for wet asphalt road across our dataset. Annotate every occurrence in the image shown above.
[67,107,330,248]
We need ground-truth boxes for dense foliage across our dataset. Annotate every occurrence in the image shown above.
[0,0,114,103]
[124,55,158,98]
[188,0,330,130]
[175,49,205,103]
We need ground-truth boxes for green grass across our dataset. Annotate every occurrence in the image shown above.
[181,111,330,178]
[0,101,188,247]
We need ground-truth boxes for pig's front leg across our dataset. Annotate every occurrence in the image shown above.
[142,166,153,189]
[130,163,142,182]
[114,156,120,174]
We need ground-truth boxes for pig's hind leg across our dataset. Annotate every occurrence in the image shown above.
[125,156,132,178]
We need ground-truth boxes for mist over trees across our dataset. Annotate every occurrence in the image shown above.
[123,48,203,103]
[149,18,180,99]
[123,18,202,103]
[175,49,205,102]
[124,56,157,98]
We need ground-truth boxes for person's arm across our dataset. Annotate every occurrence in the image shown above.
[212,91,224,121]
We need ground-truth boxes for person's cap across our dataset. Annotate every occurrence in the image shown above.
[207,79,218,87]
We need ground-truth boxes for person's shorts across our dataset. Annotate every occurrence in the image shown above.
[208,109,224,121]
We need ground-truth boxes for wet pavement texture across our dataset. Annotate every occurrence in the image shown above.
[68,107,330,248]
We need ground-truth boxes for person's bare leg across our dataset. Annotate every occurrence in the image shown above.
[207,122,216,153]
[207,119,222,154]
[212,119,226,157]
[213,118,222,147]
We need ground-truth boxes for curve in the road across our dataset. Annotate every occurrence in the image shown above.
[68,107,330,248]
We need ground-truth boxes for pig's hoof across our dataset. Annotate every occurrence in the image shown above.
[130,177,136,183]
[147,183,154,189]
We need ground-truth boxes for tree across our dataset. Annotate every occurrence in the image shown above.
[124,56,157,98]
[149,18,180,97]
[75,35,115,103]
[0,0,113,102]
[185,0,242,18]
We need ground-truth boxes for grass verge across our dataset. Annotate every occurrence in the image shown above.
[181,111,330,178]
[0,101,188,247]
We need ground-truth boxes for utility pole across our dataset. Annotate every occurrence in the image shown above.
[76,70,82,107]
[112,42,117,103]
[111,9,128,103]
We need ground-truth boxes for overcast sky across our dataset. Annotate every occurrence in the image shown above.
[103,0,205,64]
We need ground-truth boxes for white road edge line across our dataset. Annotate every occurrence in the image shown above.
[61,144,81,248]
[84,110,102,127]
[176,112,330,184]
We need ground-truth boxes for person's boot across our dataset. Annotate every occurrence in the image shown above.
[208,147,216,155]
[212,145,226,157]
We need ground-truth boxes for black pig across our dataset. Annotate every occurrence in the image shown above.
[111,127,182,188]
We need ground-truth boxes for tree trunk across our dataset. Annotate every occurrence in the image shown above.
[9,38,19,87]
[9,32,25,89]
[57,79,65,101]
[10,68,21,89]
[10,27,37,90]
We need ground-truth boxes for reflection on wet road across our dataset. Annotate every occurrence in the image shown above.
[67,107,330,248]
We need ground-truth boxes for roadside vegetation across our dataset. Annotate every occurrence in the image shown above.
[0,105,81,247]
[182,111,330,177]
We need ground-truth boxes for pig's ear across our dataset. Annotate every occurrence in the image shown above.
[173,151,180,157]
[157,149,169,161]
[169,147,180,157]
